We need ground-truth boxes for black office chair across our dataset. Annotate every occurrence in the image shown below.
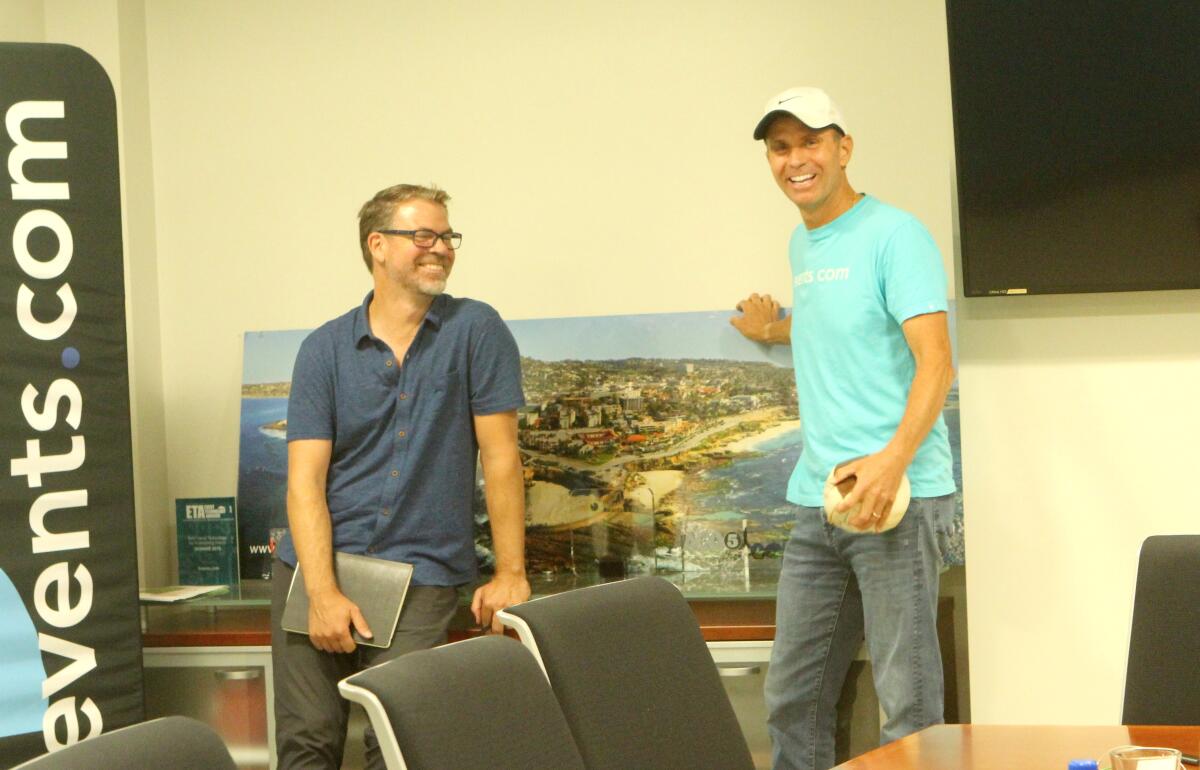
[11,715,236,769]
[1122,534,1200,725]
[338,634,586,770]
[497,576,756,770]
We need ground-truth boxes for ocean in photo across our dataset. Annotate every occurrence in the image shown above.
[236,397,289,577]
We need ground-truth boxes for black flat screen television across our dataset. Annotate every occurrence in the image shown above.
[946,1,1200,297]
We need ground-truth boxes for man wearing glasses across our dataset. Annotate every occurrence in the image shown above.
[731,88,956,770]
[271,184,529,769]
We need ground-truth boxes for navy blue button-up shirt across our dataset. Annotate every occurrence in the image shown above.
[276,292,524,585]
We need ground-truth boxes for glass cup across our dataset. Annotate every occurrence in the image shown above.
[1109,746,1183,770]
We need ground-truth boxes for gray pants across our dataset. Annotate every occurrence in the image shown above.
[270,558,459,770]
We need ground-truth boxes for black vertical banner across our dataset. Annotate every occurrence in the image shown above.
[0,44,143,766]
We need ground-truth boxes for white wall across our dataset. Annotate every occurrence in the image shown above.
[958,290,1200,723]
[0,0,44,40]
[19,0,1196,725]
[135,0,955,583]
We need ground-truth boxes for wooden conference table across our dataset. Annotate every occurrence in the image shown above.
[833,724,1200,770]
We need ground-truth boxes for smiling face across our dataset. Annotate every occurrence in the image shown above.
[764,114,857,228]
[368,199,456,298]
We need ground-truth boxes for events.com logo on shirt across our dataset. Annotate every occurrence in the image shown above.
[795,267,851,286]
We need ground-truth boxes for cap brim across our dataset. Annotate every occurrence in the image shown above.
[752,110,790,140]
[752,110,844,140]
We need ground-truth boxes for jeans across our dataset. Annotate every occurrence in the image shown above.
[270,558,460,770]
[764,495,954,770]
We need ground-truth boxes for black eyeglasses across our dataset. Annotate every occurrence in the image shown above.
[377,229,462,249]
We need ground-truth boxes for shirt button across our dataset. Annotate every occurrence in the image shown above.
[397,431,406,438]
[385,360,394,368]
[399,393,407,400]
[380,508,390,516]
[390,469,399,477]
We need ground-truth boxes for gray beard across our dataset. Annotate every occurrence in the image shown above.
[415,278,447,297]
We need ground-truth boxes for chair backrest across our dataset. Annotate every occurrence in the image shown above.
[338,634,586,770]
[11,715,236,770]
[1122,534,1200,725]
[497,576,755,770]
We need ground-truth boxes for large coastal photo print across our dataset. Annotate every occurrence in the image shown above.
[235,307,963,594]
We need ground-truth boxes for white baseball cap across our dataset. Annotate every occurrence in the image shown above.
[752,86,849,140]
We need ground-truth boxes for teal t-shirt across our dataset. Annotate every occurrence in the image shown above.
[786,194,955,506]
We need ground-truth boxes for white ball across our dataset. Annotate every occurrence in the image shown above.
[823,468,911,533]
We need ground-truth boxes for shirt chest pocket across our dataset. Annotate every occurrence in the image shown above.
[418,367,467,426]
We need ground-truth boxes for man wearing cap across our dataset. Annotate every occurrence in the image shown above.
[731,88,956,770]
[272,183,530,769]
